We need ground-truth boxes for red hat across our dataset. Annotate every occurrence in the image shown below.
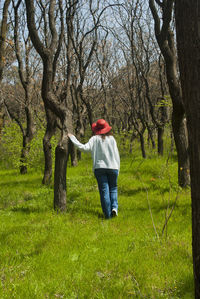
[91,119,112,135]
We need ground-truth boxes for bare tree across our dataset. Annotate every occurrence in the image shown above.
[149,0,190,187]
[69,1,119,161]
[25,0,75,211]
[10,0,37,174]
[0,0,11,81]
[71,1,118,127]
[175,1,200,297]
[0,0,12,137]
[94,31,112,122]
[107,0,169,157]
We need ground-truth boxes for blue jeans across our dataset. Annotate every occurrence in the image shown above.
[94,168,119,219]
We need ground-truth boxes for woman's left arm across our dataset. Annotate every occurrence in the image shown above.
[113,138,120,170]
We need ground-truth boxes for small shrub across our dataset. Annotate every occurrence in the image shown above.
[0,121,58,171]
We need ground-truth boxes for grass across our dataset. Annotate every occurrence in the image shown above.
[0,143,194,298]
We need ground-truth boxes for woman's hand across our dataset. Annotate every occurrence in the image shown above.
[68,133,73,137]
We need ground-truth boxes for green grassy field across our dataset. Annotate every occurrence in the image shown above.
[0,143,193,298]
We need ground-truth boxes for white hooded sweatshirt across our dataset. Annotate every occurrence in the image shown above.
[69,135,120,172]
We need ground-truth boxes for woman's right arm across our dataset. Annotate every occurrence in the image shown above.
[68,134,93,152]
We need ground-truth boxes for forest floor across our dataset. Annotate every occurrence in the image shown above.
[0,146,193,298]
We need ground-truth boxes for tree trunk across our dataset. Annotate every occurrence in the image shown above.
[0,111,3,141]
[172,109,190,187]
[129,131,137,154]
[85,102,93,126]
[54,139,68,212]
[187,118,200,299]
[139,133,146,159]
[77,150,82,161]
[54,115,72,211]
[147,126,156,150]
[175,1,200,296]
[20,106,35,174]
[42,125,56,184]
[0,0,11,82]
[157,105,168,156]
[42,110,57,185]
[163,36,190,188]
[42,131,53,185]
[69,141,78,167]
[20,136,29,174]
[157,127,164,156]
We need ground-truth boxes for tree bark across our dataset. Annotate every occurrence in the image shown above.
[175,1,200,297]
[42,127,55,184]
[54,110,73,211]
[157,127,164,156]
[20,107,35,174]
[0,0,11,82]
[54,135,68,212]
[0,0,12,139]
[139,133,146,159]
[172,108,189,187]
[42,109,57,184]
[69,141,78,167]
[20,136,29,174]
[157,104,168,156]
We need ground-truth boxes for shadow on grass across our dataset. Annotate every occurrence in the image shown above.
[119,183,174,198]
[9,196,104,219]
[0,225,31,242]
[119,187,143,197]
[125,201,191,215]
[0,225,49,258]
[25,239,49,258]
[177,274,194,298]
[67,203,104,219]
[67,191,104,219]
[8,239,48,262]
[10,205,45,214]
[0,177,43,190]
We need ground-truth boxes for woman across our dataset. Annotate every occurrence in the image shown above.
[68,119,120,219]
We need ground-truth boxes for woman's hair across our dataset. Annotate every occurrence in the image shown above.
[100,130,113,140]
[92,130,113,139]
